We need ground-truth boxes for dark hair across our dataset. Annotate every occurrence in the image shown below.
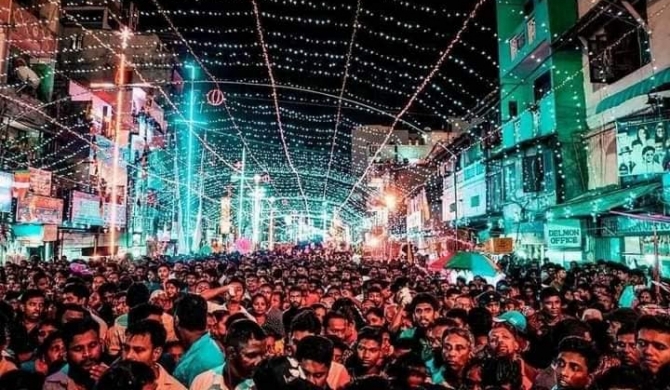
[608,308,638,326]
[128,303,163,326]
[481,357,523,390]
[20,289,45,304]
[552,319,591,349]
[166,278,182,291]
[296,336,334,367]
[616,322,637,337]
[290,310,322,335]
[224,319,266,351]
[64,283,90,300]
[386,353,426,384]
[357,326,382,345]
[126,284,150,308]
[342,376,391,390]
[445,308,469,325]
[636,314,670,335]
[467,307,493,338]
[57,304,91,323]
[324,334,349,352]
[591,365,646,390]
[0,370,45,390]
[95,360,156,390]
[364,307,384,320]
[409,293,439,312]
[37,331,63,359]
[62,318,100,348]
[224,313,250,329]
[557,336,599,373]
[540,287,561,302]
[174,294,208,331]
[126,319,167,349]
[324,311,350,327]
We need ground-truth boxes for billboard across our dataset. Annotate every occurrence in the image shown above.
[0,172,12,213]
[70,191,103,226]
[16,194,63,225]
[29,168,52,196]
[617,118,670,177]
[545,219,582,249]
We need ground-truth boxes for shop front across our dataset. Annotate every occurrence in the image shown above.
[544,219,585,264]
[601,217,670,274]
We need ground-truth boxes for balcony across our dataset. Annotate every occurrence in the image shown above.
[502,91,557,148]
[499,5,551,77]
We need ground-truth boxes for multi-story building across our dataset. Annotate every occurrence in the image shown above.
[551,0,670,267]
[493,0,587,262]
[52,0,177,258]
[354,124,463,258]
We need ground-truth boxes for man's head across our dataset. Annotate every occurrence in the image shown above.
[174,294,208,342]
[62,318,102,373]
[488,322,521,358]
[63,283,90,307]
[288,286,303,308]
[553,336,599,390]
[223,319,267,379]
[355,327,382,370]
[21,289,45,322]
[615,324,640,366]
[295,336,334,389]
[289,310,322,353]
[324,311,350,340]
[409,293,439,329]
[123,319,167,366]
[636,314,670,375]
[366,287,383,308]
[540,287,562,319]
[128,303,164,327]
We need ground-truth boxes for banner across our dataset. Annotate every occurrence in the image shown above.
[29,168,52,196]
[220,197,231,234]
[545,219,582,248]
[0,172,12,213]
[616,117,670,177]
[16,194,63,225]
[70,191,103,226]
[13,170,30,200]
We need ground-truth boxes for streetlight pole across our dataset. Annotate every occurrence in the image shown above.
[252,174,262,249]
[237,148,246,238]
[268,196,275,250]
[110,26,132,255]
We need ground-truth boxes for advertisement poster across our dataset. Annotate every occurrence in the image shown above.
[617,117,670,177]
[16,194,63,225]
[13,170,30,200]
[220,197,231,234]
[71,191,103,226]
[0,172,13,213]
[29,168,52,196]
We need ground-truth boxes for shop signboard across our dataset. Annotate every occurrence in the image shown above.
[16,194,63,225]
[487,237,514,254]
[545,219,582,248]
[70,191,103,226]
[0,171,13,213]
[616,117,670,177]
[602,216,670,236]
[29,168,52,196]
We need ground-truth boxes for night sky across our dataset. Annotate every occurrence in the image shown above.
[140,0,498,224]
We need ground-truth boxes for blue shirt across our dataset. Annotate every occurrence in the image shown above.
[174,332,225,387]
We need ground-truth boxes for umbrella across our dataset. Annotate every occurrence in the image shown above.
[428,253,452,271]
[444,251,500,277]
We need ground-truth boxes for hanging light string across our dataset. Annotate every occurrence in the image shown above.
[338,0,490,212]
[250,0,311,214]
[322,0,364,201]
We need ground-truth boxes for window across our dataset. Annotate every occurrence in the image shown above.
[586,1,650,84]
[70,34,84,51]
[487,166,504,211]
[522,155,543,193]
[533,72,552,102]
[504,162,518,201]
[523,0,535,16]
[508,101,518,118]
[471,195,480,208]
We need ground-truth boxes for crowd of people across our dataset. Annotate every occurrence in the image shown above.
[0,251,668,390]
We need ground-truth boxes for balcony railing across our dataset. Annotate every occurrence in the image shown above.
[500,5,548,75]
[502,91,557,148]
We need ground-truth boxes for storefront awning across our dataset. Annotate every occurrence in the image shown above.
[549,183,660,219]
[596,67,670,114]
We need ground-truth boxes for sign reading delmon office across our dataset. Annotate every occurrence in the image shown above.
[545,219,582,248]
